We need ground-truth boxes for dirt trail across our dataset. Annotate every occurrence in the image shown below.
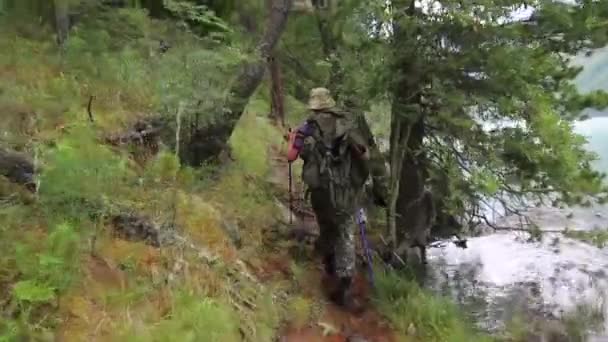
[265,144,399,342]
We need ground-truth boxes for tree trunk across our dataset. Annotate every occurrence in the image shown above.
[183,0,293,166]
[54,0,69,47]
[387,103,412,252]
[268,54,285,126]
[395,117,426,246]
[140,0,165,18]
[388,0,429,263]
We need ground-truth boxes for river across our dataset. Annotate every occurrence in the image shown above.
[427,117,608,340]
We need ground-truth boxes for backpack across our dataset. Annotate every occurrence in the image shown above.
[300,109,370,209]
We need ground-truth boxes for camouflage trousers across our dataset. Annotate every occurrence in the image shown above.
[310,188,357,279]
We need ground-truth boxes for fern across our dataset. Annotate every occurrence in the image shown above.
[12,222,80,306]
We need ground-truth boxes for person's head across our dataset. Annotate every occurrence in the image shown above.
[308,87,336,111]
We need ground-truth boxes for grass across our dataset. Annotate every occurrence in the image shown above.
[564,228,608,247]
[374,270,494,342]
[117,292,242,342]
[503,302,605,342]
[0,7,276,341]
[286,295,314,330]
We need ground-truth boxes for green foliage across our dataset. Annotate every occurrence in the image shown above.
[286,295,313,329]
[0,4,276,342]
[39,125,132,219]
[562,303,606,341]
[504,302,605,342]
[374,271,493,342]
[369,0,608,225]
[230,109,282,176]
[145,149,181,185]
[280,0,608,228]
[0,320,19,342]
[163,0,232,36]
[0,4,246,146]
[12,280,55,304]
[13,223,80,304]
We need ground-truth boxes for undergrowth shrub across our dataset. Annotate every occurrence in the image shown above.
[39,124,132,221]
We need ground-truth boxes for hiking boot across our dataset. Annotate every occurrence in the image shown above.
[323,253,335,275]
[330,276,353,307]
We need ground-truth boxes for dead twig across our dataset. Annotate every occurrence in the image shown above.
[87,95,95,123]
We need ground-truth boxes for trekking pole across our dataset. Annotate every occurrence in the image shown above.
[356,208,375,288]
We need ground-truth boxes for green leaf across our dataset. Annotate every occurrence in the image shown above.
[38,255,64,269]
[13,280,55,303]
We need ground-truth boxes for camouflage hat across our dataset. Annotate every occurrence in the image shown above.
[308,87,336,110]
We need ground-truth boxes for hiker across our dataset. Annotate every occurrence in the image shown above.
[287,87,372,308]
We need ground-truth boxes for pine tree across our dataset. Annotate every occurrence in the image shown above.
[383,0,608,258]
